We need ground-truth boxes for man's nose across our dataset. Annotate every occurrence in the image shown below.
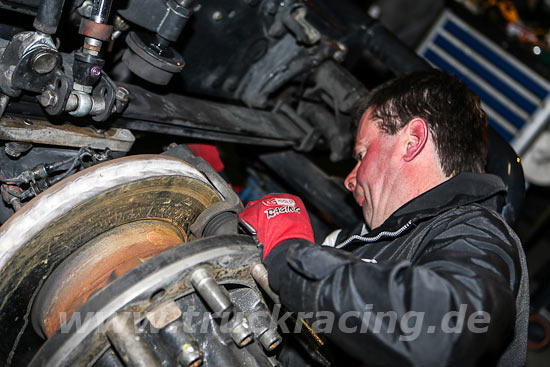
[344,165,358,192]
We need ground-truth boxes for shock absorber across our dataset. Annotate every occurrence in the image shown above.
[121,0,193,85]
[65,0,114,116]
[76,0,113,90]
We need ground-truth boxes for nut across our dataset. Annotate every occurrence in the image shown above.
[90,66,102,78]
[38,90,57,107]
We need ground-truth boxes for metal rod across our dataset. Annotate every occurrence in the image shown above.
[106,313,162,367]
[33,0,66,34]
[161,321,203,367]
[250,263,280,304]
[190,268,233,316]
[91,0,113,24]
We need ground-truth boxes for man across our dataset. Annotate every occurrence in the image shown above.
[239,70,528,366]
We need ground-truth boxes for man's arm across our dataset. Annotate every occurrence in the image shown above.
[264,210,521,366]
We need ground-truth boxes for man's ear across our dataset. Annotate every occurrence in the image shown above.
[402,118,428,162]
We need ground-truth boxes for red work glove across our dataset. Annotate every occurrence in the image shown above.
[187,144,225,172]
[239,194,314,259]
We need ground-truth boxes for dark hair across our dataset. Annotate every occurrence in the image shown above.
[352,69,488,176]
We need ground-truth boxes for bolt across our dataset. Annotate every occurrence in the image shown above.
[178,344,203,367]
[92,126,105,134]
[31,51,58,74]
[90,66,102,78]
[165,142,178,151]
[190,268,233,316]
[38,90,57,107]
[113,16,130,31]
[115,87,130,103]
[259,329,282,351]
[333,43,347,62]
[230,318,253,347]
[212,11,222,21]
[333,51,345,62]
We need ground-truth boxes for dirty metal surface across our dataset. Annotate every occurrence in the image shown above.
[0,155,221,366]
[28,235,262,367]
[0,114,135,152]
[145,300,183,330]
[35,220,185,338]
[119,83,302,145]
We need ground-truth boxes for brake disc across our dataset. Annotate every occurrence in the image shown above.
[0,155,223,366]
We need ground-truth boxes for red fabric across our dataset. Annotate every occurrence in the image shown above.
[187,144,225,172]
[238,194,314,259]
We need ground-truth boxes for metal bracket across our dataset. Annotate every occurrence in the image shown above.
[0,115,135,152]
[162,144,243,237]
[273,101,320,152]
[92,73,117,121]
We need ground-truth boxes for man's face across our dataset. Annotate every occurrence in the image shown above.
[344,108,404,229]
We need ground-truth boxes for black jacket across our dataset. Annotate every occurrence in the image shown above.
[265,173,528,366]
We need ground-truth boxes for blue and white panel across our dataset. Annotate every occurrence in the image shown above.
[417,9,550,142]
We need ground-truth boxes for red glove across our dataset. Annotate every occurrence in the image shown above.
[187,144,225,172]
[239,194,314,259]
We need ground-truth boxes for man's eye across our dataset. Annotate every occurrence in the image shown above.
[355,152,364,161]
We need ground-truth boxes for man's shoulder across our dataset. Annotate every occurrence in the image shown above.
[429,202,517,238]
[420,202,521,252]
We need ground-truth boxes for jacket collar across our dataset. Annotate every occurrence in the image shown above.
[370,172,507,234]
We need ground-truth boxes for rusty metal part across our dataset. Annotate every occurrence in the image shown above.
[79,18,113,41]
[0,184,22,211]
[0,155,222,363]
[0,115,135,152]
[36,220,185,338]
[83,42,102,53]
[146,300,183,330]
